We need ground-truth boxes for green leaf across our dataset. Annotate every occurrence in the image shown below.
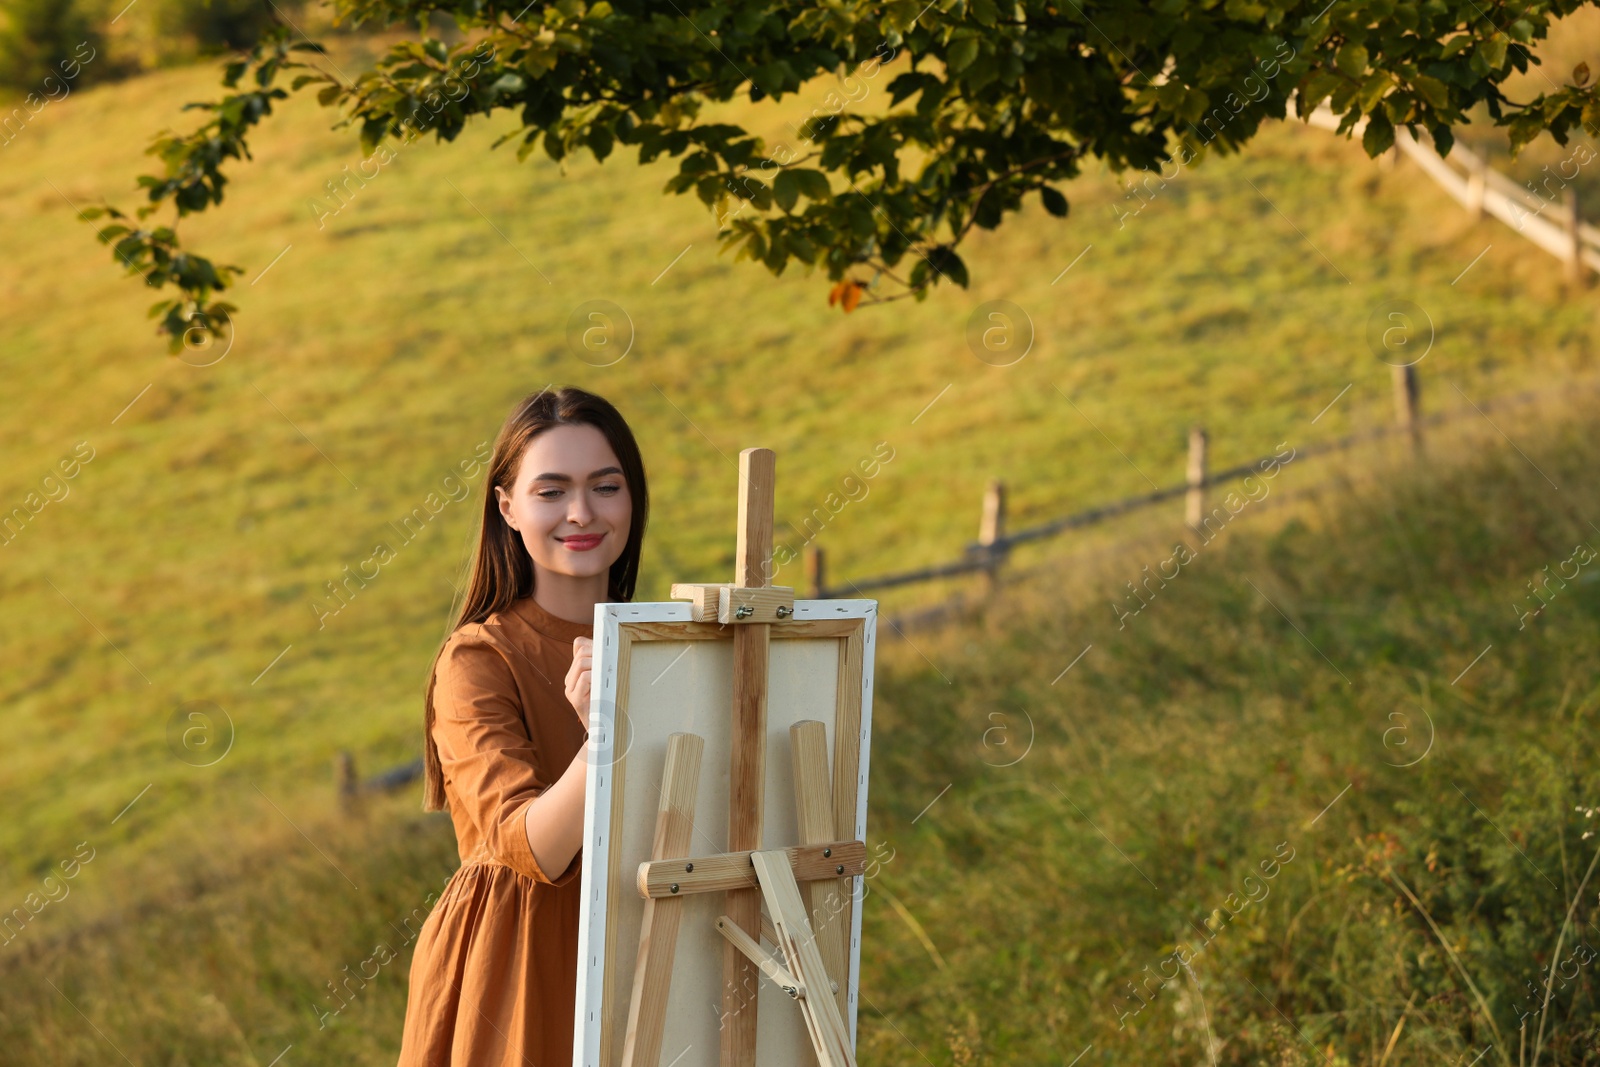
[1336,42,1368,75]
[1039,186,1068,217]
[1481,33,1508,71]
[791,168,831,202]
[1362,113,1395,156]
[1300,71,1343,112]
[947,37,979,74]
[773,169,800,212]
[1357,71,1391,112]
[1411,74,1449,110]
[777,167,838,211]
[752,62,787,96]
[1507,111,1544,155]
[1177,88,1210,124]
[888,71,937,106]
[1430,123,1454,158]
[926,246,968,287]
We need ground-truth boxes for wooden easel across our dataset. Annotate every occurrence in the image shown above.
[616,448,864,1067]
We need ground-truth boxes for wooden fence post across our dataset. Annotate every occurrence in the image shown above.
[336,750,361,813]
[1465,154,1487,220]
[1392,363,1422,453]
[979,480,1006,585]
[806,545,826,599]
[1567,188,1587,288]
[1185,427,1208,530]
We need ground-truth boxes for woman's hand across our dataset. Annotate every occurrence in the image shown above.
[565,636,593,731]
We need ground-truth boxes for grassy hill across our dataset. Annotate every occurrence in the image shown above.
[5,380,1600,1066]
[2,26,1600,1066]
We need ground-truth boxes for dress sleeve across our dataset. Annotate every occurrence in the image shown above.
[431,630,581,887]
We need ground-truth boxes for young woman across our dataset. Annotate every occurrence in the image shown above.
[397,386,649,1066]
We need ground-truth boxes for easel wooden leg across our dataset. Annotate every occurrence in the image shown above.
[750,851,859,1067]
[790,721,851,1026]
[621,733,704,1067]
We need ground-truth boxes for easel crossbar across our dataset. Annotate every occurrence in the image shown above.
[636,839,866,898]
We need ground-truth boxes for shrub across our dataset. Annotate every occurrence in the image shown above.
[0,0,101,92]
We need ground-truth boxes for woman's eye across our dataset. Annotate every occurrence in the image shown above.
[537,489,562,500]
[597,483,621,494]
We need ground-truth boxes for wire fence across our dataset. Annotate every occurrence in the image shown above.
[810,368,1588,633]
[344,367,1585,801]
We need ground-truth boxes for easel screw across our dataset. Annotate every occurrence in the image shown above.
[670,883,680,894]
[685,862,694,872]
[735,605,754,619]
[776,605,793,618]
[835,865,845,875]
[823,847,831,857]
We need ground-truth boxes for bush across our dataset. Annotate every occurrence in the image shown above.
[0,0,101,92]
[150,0,298,56]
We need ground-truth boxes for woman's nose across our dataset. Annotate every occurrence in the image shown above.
[568,492,593,525]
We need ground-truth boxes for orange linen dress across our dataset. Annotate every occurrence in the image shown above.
[397,593,592,1067]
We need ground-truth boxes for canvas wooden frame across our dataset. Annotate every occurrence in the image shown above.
[571,597,878,1067]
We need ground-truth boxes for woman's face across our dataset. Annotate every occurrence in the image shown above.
[495,423,632,585]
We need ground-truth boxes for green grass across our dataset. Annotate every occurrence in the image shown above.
[7,375,1600,1066]
[3,27,1600,1067]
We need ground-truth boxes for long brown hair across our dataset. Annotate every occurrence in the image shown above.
[422,386,649,811]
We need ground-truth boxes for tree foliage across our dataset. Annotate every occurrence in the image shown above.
[92,0,1600,351]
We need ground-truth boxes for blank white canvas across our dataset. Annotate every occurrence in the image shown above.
[572,599,877,1067]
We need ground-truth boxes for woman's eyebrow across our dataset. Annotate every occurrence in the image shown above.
[532,466,623,482]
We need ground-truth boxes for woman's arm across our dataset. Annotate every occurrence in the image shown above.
[523,750,587,880]
[431,632,588,886]
[522,634,593,879]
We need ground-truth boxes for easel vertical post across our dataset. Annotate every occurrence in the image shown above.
[723,447,776,1067]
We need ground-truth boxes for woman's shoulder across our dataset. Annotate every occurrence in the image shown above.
[435,601,559,678]
[434,615,519,683]
[440,600,529,652]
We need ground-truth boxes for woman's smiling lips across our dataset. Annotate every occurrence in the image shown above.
[558,533,604,551]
